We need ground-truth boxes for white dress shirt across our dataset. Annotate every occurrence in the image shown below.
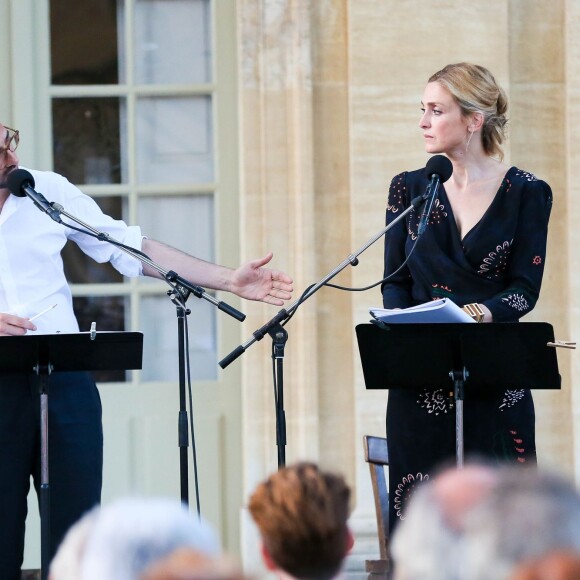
[0,168,144,334]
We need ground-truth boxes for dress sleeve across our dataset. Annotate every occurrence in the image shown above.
[381,172,414,308]
[481,178,553,321]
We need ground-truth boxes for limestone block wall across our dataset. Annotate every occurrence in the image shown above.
[238,0,576,570]
[566,0,580,478]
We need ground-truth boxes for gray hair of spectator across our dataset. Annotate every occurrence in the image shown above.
[51,497,221,580]
[464,469,580,580]
[391,478,468,580]
[391,466,580,580]
[49,509,100,580]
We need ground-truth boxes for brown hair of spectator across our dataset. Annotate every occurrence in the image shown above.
[248,462,352,580]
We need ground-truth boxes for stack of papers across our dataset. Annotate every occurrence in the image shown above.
[369,298,475,324]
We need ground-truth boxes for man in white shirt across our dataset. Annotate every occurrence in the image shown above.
[0,123,293,578]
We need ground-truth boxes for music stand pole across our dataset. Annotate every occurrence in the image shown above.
[176,299,190,504]
[36,364,52,580]
[450,368,468,468]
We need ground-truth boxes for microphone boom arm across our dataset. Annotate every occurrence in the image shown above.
[219,192,425,368]
[49,202,245,321]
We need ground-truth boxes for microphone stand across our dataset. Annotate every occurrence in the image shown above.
[46,202,245,509]
[219,192,426,467]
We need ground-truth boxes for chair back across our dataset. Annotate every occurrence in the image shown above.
[363,435,389,578]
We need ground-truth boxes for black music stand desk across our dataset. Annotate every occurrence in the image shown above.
[0,331,143,580]
[356,322,561,466]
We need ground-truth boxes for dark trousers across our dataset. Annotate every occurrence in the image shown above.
[0,371,103,579]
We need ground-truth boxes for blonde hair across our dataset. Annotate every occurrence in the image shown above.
[429,63,508,160]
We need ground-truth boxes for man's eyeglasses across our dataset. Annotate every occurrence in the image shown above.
[1,126,19,156]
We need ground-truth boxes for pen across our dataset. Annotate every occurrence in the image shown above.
[29,303,58,322]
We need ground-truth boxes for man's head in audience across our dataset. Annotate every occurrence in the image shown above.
[248,462,353,580]
[391,463,580,580]
[391,463,497,580]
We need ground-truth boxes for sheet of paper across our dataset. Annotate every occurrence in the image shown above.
[369,298,475,324]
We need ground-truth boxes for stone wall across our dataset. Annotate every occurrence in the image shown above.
[237,0,575,572]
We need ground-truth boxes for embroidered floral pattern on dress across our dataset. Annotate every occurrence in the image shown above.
[417,388,452,415]
[394,473,430,520]
[532,256,542,266]
[428,198,448,226]
[478,240,512,277]
[510,429,527,463]
[432,284,452,292]
[431,283,453,300]
[501,293,529,312]
[387,177,406,214]
[499,389,525,411]
[514,169,538,182]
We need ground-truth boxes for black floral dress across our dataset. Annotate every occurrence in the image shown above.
[381,166,553,530]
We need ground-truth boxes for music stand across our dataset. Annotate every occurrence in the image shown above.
[0,331,143,580]
[356,322,561,467]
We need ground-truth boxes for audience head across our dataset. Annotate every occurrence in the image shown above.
[140,548,244,580]
[48,508,100,580]
[248,461,353,580]
[392,464,580,580]
[510,550,580,580]
[49,497,220,580]
[391,463,497,580]
[465,468,580,579]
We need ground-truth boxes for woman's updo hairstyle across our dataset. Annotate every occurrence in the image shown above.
[429,63,508,160]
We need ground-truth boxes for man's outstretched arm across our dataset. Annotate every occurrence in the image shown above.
[141,239,293,306]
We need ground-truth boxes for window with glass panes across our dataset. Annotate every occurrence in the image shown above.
[49,0,219,382]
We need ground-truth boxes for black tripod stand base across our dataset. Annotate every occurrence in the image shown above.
[40,484,50,578]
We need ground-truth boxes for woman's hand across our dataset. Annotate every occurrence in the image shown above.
[480,304,493,323]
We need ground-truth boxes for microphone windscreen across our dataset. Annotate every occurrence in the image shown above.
[7,168,35,197]
[425,155,453,183]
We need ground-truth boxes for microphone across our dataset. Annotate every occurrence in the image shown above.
[417,155,453,236]
[7,169,62,223]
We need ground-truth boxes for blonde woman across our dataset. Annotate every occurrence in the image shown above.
[381,63,553,531]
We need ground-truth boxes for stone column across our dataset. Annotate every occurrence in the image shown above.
[508,0,573,475]
[238,0,355,572]
[565,0,580,481]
